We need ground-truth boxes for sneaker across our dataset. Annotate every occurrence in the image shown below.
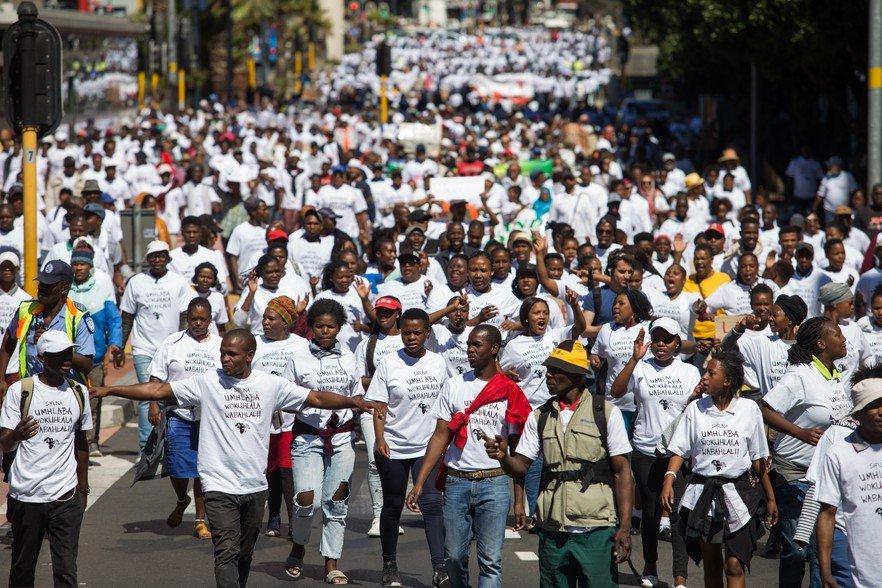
[658,526,672,542]
[630,516,641,535]
[265,515,281,537]
[88,441,102,458]
[641,575,659,588]
[399,525,404,535]
[432,565,449,587]
[381,561,402,587]
[368,517,381,537]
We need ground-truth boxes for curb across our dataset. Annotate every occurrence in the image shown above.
[98,369,138,427]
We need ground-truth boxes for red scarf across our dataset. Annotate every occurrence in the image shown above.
[447,372,532,449]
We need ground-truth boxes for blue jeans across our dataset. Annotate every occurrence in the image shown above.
[132,354,153,450]
[808,528,852,588]
[290,436,355,559]
[777,480,813,588]
[525,455,544,517]
[443,474,511,588]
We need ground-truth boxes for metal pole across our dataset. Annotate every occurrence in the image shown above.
[749,61,758,185]
[21,126,38,295]
[379,73,388,124]
[167,0,176,112]
[225,0,233,103]
[870,0,882,188]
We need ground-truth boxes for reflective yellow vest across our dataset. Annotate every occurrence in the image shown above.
[15,298,85,380]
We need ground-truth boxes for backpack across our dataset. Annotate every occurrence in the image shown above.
[2,377,87,478]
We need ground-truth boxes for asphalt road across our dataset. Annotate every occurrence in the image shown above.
[0,424,786,587]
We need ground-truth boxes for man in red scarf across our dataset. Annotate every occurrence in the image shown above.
[405,324,531,588]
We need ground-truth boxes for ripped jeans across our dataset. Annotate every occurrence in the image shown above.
[290,435,355,559]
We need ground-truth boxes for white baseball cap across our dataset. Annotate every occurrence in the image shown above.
[649,317,683,338]
[0,250,20,267]
[37,330,78,355]
[145,240,170,257]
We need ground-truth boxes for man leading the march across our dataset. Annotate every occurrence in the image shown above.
[90,328,385,588]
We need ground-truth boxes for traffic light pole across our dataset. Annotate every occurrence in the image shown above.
[21,126,37,295]
[379,74,388,124]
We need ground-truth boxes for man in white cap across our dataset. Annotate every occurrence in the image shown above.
[119,240,195,449]
[0,330,92,587]
[0,249,29,330]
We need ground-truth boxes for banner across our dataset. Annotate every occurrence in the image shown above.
[397,122,442,156]
[429,176,485,203]
[492,159,554,177]
[471,73,535,104]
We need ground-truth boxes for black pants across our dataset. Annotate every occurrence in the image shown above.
[8,490,83,588]
[204,490,268,588]
[375,453,445,567]
[631,450,689,579]
[87,365,104,445]
[266,468,293,524]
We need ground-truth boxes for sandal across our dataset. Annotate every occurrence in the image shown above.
[325,570,349,585]
[284,555,304,579]
[166,496,191,528]
[193,519,211,539]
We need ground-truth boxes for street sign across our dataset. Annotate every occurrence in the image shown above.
[2,1,63,138]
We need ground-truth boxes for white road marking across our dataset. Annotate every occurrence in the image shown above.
[86,454,135,512]
[504,528,521,539]
[515,551,538,561]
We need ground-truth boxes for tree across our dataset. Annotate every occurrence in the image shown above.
[623,0,869,177]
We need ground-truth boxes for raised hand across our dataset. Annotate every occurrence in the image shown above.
[632,328,650,360]
[353,277,371,299]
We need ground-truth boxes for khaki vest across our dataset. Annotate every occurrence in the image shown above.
[534,394,618,531]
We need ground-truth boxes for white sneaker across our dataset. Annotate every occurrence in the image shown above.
[368,517,381,537]
[398,525,404,535]
[641,575,659,588]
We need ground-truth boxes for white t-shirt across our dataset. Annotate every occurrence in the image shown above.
[781,270,832,318]
[645,290,699,342]
[120,271,195,356]
[171,369,310,494]
[287,234,334,279]
[431,370,527,472]
[225,221,267,266]
[466,284,521,328]
[838,320,869,394]
[856,268,882,309]
[499,327,570,409]
[169,245,229,287]
[252,334,311,432]
[818,172,858,213]
[354,332,404,390]
[517,400,631,461]
[669,396,769,532]
[308,183,368,237]
[764,363,853,469]
[149,330,222,421]
[0,286,30,332]
[629,357,700,456]
[234,285,285,336]
[590,321,649,412]
[1,378,92,502]
[735,333,791,395]
[428,324,472,377]
[816,430,882,588]
[858,316,882,367]
[365,349,447,459]
[377,276,431,312]
[193,288,229,334]
[289,345,360,446]
[806,422,854,534]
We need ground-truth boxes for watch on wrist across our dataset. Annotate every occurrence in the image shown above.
[77,486,90,495]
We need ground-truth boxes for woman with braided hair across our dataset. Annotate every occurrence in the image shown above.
[251,295,309,539]
[761,316,850,587]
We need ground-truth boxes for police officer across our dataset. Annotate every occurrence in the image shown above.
[0,261,94,394]
[484,340,634,587]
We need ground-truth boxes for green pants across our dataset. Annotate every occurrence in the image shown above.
[538,526,617,588]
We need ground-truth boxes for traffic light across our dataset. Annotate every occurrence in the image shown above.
[2,1,63,137]
[376,40,391,76]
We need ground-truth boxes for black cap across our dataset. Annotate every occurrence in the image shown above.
[37,260,74,285]
[408,209,431,223]
[398,245,420,264]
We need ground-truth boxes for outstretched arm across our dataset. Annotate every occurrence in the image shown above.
[91,381,174,401]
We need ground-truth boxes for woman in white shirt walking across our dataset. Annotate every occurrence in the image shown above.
[366,308,449,587]
[190,261,229,334]
[148,297,222,540]
[661,350,778,587]
[612,317,700,588]
[251,295,309,539]
[285,299,360,585]
[314,258,374,352]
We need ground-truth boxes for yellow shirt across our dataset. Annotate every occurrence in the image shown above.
[684,271,731,339]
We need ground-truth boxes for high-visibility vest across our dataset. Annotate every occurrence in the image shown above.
[15,298,86,380]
